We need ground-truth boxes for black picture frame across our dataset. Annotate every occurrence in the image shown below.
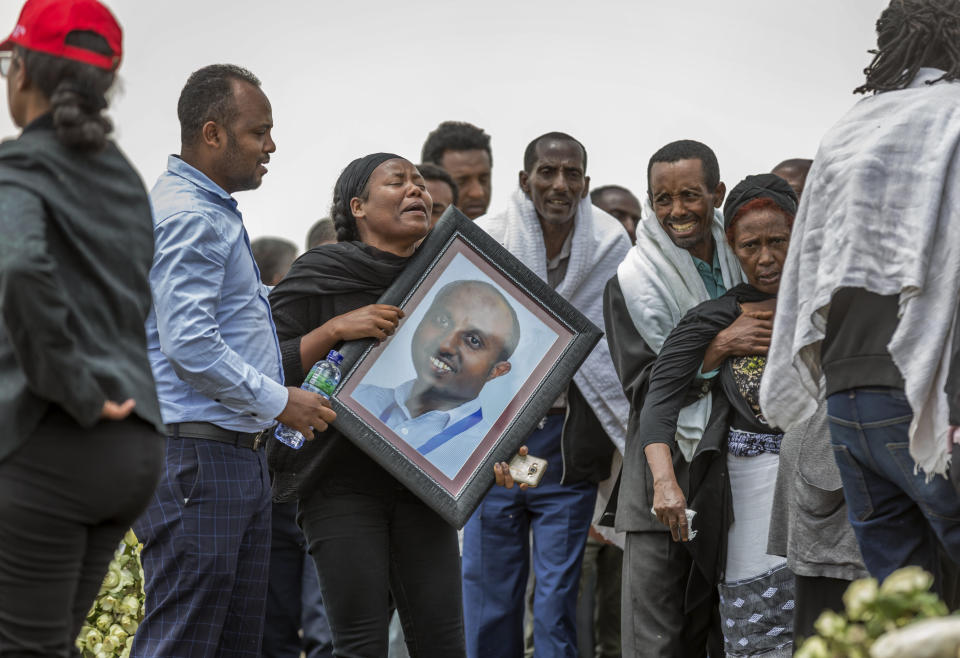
[328,207,601,528]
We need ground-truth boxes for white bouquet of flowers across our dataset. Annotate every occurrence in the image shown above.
[75,529,145,658]
[795,566,951,658]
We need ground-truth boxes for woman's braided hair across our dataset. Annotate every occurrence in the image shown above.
[16,31,116,151]
[330,184,365,242]
[856,0,960,94]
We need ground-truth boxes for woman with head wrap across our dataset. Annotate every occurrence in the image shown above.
[266,153,519,657]
[637,174,798,657]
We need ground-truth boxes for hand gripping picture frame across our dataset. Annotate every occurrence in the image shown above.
[329,207,602,528]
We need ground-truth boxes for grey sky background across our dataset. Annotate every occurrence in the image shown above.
[1,0,886,247]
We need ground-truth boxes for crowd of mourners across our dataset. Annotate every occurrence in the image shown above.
[1,0,960,656]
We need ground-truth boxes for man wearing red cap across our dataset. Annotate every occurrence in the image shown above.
[0,0,165,654]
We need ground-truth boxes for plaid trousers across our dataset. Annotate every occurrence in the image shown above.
[131,436,272,657]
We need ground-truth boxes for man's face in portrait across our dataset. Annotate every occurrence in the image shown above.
[410,282,516,409]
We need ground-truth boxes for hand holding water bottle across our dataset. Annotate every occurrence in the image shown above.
[275,350,344,449]
[275,389,335,443]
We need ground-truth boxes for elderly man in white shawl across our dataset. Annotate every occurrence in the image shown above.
[460,132,631,658]
[603,140,780,657]
[760,0,960,596]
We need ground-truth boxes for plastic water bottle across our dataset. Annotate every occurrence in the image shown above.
[274,350,344,449]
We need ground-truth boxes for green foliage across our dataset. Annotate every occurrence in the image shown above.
[794,567,951,658]
[75,529,144,658]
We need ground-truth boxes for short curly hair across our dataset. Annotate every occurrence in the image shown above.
[421,121,492,166]
[177,64,261,146]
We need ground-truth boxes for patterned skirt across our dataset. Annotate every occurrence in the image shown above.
[718,429,795,657]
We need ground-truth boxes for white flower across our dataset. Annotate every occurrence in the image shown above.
[843,577,878,620]
[118,595,140,616]
[794,636,830,658]
[814,610,846,639]
[879,567,933,597]
[95,612,114,632]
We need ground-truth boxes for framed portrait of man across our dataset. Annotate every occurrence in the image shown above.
[330,208,601,528]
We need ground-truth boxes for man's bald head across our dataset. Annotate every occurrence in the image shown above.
[430,280,520,361]
[409,279,521,410]
[772,158,813,199]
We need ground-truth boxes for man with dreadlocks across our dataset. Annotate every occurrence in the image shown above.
[761,0,960,601]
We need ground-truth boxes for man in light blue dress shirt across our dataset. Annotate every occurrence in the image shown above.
[354,280,520,479]
[131,64,335,657]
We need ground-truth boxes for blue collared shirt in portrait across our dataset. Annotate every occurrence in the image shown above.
[353,379,490,479]
[145,155,287,432]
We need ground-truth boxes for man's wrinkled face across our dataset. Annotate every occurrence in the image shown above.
[520,139,589,230]
[731,208,791,295]
[649,158,723,251]
[440,149,491,219]
[410,284,513,406]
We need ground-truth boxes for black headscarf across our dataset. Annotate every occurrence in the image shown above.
[334,152,404,205]
[722,173,798,231]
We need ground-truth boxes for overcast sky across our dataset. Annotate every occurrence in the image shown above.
[1,0,887,248]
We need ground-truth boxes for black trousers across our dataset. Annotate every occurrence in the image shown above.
[793,576,850,646]
[299,480,465,658]
[0,407,163,657]
[622,531,724,658]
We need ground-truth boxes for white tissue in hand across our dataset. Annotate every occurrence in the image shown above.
[649,507,698,539]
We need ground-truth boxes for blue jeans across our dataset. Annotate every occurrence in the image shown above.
[462,416,598,658]
[827,388,960,585]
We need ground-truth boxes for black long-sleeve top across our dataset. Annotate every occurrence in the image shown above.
[266,241,412,502]
[637,284,775,452]
[0,114,163,462]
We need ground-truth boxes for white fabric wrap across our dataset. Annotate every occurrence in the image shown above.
[760,69,960,477]
[617,206,743,461]
[476,187,632,457]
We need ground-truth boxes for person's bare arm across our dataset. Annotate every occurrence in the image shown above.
[298,304,404,372]
[645,443,690,542]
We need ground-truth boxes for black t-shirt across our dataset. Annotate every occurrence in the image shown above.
[821,288,904,396]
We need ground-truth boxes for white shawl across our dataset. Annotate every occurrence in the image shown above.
[760,69,960,476]
[476,187,632,454]
[616,206,743,460]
